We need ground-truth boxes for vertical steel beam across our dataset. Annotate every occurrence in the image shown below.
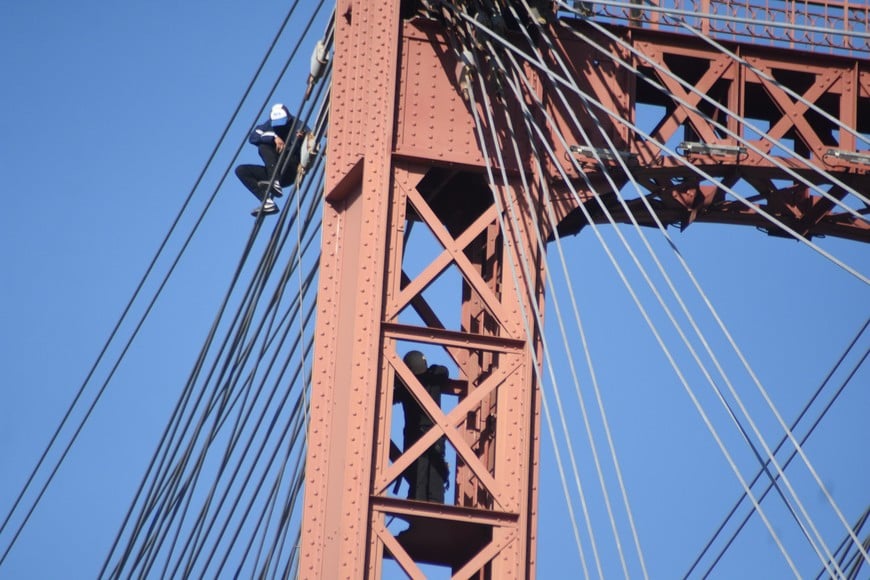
[299,0,403,576]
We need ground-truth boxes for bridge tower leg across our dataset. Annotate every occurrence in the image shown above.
[298,0,547,577]
[298,0,870,575]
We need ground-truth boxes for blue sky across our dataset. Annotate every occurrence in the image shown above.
[1,2,868,579]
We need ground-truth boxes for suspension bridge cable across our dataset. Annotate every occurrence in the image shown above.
[213,314,315,573]
[522,83,652,579]
[643,11,870,567]
[505,9,847,572]
[166,277,313,578]
[496,69,619,580]
[112,170,320,576]
[133,93,328,576]
[471,24,700,575]
[479,15,661,577]
[461,10,870,287]
[490,4,870,572]
[192,362,309,577]
[457,39,598,578]
[101,57,330,580]
[0,5,311,567]
[0,4,306,562]
[175,230,322,576]
[101,1,334,568]
[468,25,803,574]
[697,325,870,577]
[210,219,321,449]
[130,219,292,578]
[490,20,812,576]
[103,194,288,577]
[688,317,870,576]
[569,0,870,48]
[114,248,274,576]
[508,22,847,576]
[247,453,302,579]
[558,2,870,225]
[171,191,324,577]
[702,354,870,578]
[461,10,653,576]
[821,506,870,580]
[456,6,708,572]
[121,144,326,576]
[511,61,804,575]
[505,0,799,568]
[218,172,325,449]
[549,19,870,569]
[454,20,613,577]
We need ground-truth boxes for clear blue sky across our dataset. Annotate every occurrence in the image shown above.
[1,2,868,579]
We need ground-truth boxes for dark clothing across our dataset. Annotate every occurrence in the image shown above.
[235,116,305,200]
[235,144,300,200]
[395,364,449,502]
[248,116,298,147]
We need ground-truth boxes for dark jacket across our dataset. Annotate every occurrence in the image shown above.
[248,117,296,146]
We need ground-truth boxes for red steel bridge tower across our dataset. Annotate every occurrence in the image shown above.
[298,0,869,576]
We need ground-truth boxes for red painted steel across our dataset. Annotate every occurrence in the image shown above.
[299,0,404,576]
[552,25,870,242]
[302,1,548,570]
[594,0,870,56]
[300,1,869,577]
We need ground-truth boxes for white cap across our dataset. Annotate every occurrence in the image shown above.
[270,103,289,126]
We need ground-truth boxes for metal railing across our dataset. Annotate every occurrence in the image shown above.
[567,0,870,57]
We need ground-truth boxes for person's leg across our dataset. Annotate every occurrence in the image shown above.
[403,410,424,501]
[257,144,280,177]
[424,454,445,503]
[257,144,287,195]
[429,437,447,503]
[235,164,268,200]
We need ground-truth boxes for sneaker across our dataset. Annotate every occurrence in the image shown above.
[257,180,283,198]
[251,199,279,217]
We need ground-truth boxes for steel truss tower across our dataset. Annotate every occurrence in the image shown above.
[299,1,869,577]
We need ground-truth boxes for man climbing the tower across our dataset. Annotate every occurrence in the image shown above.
[235,103,305,217]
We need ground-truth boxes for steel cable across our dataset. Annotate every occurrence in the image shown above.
[450,8,802,572]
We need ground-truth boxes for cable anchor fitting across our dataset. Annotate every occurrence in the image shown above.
[305,39,330,100]
[296,131,318,189]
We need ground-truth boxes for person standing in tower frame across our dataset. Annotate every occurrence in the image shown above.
[394,350,450,503]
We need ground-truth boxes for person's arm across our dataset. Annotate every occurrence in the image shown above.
[285,116,309,155]
[248,120,278,146]
[427,365,449,388]
[393,374,409,405]
[282,114,310,135]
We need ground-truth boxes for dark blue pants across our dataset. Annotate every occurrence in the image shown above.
[235,144,299,200]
